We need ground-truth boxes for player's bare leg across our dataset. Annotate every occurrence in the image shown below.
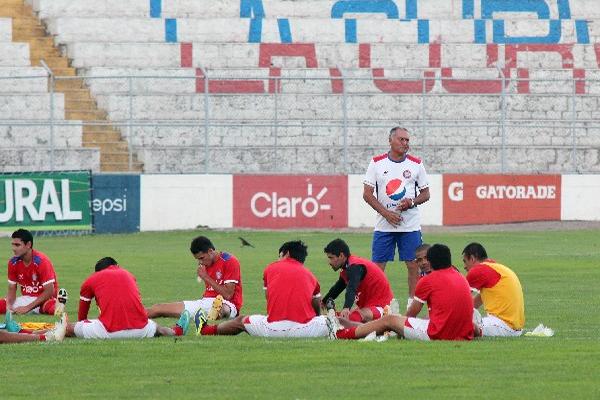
[196,314,246,336]
[375,261,387,272]
[0,330,43,343]
[146,302,185,318]
[334,315,407,340]
[406,260,419,298]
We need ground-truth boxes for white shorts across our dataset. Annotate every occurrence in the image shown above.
[183,297,238,318]
[13,296,42,314]
[403,317,431,341]
[74,319,157,340]
[243,315,329,338]
[482,314,523,337]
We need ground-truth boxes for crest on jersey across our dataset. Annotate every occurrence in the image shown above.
[32,273,37,281]
[385,179,406,201]
[216,271,222,280]
[403,170,412,179]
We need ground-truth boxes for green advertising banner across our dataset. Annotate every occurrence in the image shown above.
[0,171,92,232]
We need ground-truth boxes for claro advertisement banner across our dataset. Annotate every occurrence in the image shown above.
[0,171,92,232]
[92,174,140,233]
[443,174,561,225]
[233,175,348,228]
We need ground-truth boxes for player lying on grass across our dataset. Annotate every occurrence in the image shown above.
[462,242,525,337]
[321,238,394,322]
[330,244,475,341]
[147,235,243,322]
[194,240,336,338]
[0,313,67,343]
[65,257,190,339]
[1,229,66,317]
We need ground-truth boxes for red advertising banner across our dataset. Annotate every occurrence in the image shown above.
[443,175,561,225]
[233,175,348,228]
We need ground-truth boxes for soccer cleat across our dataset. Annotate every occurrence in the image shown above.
[194,309,208,336]
[325,298,335,313]
[325,311,340,340]
[207,295,223,321]
[5,310,21,333]
[54,288,69,317]
[45,313,67,342]
[176,310,191,336]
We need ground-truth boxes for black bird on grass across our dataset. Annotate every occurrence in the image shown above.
[238,236,255,248]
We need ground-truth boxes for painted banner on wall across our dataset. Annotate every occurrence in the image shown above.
[233,175,348,228]
[92,174,140,233]
[443,174,561,225]
[0,171,92,232]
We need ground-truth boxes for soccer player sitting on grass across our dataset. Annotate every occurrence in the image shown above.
[65,257,190,339]
[195,240,335,338]
[1,229,66,317]
[415,243,432,276]
[321,238,394,322]
[462,242,525,337]
[330,244,474,341]
[147,236,243,322]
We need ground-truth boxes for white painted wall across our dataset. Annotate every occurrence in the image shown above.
[140,174,233,230]
[561,175,600,221]
[348,174,443,228]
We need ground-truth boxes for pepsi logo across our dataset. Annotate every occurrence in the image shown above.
[386,179,406,201]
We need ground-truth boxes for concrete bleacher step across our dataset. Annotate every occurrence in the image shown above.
[65,109,108,120]
[1,0,143,172]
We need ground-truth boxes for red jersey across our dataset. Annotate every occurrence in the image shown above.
[7,250,58,297]
[263,258,320,323]
[340,255,393,308]
[414,267,474,340]
[202,252,243,312]
[79,265,148,332]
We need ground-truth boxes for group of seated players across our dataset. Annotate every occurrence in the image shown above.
[0,228,524,343]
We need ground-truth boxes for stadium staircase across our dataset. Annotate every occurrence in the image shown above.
[0,0,141,172]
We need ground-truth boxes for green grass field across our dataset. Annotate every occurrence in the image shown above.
[1,229,599,399]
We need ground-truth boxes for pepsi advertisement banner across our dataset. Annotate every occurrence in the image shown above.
[91,175,140,233]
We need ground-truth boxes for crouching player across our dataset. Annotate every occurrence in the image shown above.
[65,257,190,340]
[321,238,394,322]
[331,244,474,341]
[195,240,334,338]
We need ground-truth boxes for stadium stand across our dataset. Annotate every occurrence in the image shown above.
[6,0,600,173]
[0,3,101,172]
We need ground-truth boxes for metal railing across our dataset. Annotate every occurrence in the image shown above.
[1,68,599,174]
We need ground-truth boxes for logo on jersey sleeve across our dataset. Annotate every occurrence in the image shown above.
[385,179,406,201]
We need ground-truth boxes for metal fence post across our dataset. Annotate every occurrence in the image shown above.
[41,60,55,171]
[421,74,426,145]
[341,71,348,173]
[128,76,133,171]
[498,66,507,173]
[202,67,209,174]
[571,73,577,172]
[273,74,279,172]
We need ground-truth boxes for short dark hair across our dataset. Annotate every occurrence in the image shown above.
[11,229,33,246]
[426,244,452,270]
[415,243,431,254]
[389,126,409,139]
[323,238,350,258]
[95,257,118,272]
[279,240,308,263]
[462,242,488,261]
[190,236,215,254]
